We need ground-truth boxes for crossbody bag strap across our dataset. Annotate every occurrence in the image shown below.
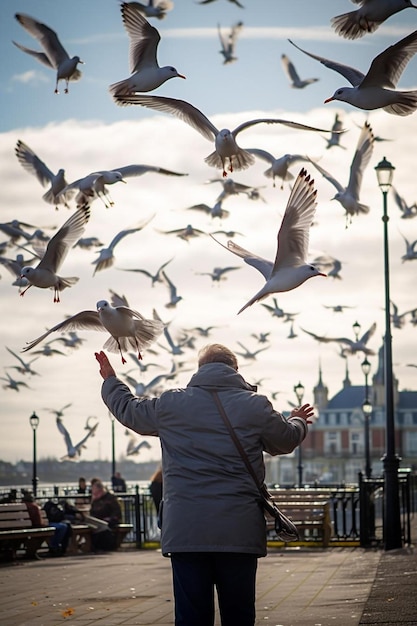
[208,389,268,498]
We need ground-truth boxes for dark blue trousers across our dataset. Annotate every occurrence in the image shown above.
[170,552,258,626]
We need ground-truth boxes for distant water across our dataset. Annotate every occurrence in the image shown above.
[1,480,150,498]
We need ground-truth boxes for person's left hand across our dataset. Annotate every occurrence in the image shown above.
[290,403,315,424]
[95,351,116,380]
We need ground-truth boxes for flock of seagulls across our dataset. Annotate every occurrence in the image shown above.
[3,0,417,461]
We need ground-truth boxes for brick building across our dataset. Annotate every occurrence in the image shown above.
[266,343,417,486]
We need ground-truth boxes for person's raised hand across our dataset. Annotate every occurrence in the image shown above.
[95,351,116,380]
[290,403,315,424]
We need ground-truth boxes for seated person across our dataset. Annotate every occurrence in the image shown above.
[23,492,71,557]
[89,478,122,551]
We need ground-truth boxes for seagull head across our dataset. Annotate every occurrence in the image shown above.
[20,266,33,279]
[96,300,110,312]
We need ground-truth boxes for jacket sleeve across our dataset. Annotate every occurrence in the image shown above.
[259,396,308,456]
[101,376,159,436]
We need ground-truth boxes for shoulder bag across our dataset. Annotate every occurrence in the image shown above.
[209,390,299,542]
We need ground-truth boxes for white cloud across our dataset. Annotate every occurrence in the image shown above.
[12,70,49,85]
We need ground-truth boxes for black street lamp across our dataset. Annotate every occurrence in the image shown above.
[352,320,361,341]
[29,412,39,497]
[361,357,372,479]
[375,156,402,551]
[294,381,305,488]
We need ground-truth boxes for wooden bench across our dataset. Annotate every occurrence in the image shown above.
[38,510,92,555]
[265,499,332,547]
[68,504,133,553]
[0,503,56,560]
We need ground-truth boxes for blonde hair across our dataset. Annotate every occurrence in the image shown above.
[198,344,238,370]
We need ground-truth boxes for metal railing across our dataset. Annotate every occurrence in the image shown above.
[1,473,415,549]
[359,470,416,548]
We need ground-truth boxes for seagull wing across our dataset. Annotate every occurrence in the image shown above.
[360,322,377,345]
[74,422,98,452]
[107,216,154,252]
[38,206,90,273]
[22,310,103,352]
[15,140,54,186]
[113,164,187,177]
[346,123,374,199]
[273,169,317,270]
[12,40,54,68]
[281,54,301,84]
[56,418,74,452]
[245,148,275,164]
[308,159,344,193]
[112,94,219,141]
[14,13,70,67]
[233,117,339,137]
[288,39,365,87]
[361,29,417,89]
[211,235,273,280]
[121,2,160,73]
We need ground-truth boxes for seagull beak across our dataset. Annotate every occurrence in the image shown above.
[324,97,334,104]
[178,74,186,79]
[318,272,327,277]
[121,178,127,184]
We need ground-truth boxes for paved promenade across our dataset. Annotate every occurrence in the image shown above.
[1,539,416,625]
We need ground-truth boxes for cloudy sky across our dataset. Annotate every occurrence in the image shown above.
[1,0,417,470]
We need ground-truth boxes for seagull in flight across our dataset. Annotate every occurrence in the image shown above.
[322,113,346,150]
[5,347,40,376]
[331,0,417,40]
[281,53,319,89]
[13,13,83,94]
[92,215,154,275]
[22,300,164,364]
[301,322,377,356]
[126,435,152,456]
[213,169,325,313]
[218,21,243,65]
[246,150,310,188]
[289,31,417,115]
[44,403,72,419]
[308,122,374,226]
[19,205,90,302]
[56,417,98,460]
[118,257,174,286]
[112,93,343,177]
[130,1,174,20]
[109,2,185,96]
[15,140,74,209]
[391,186,417,219]
[1,372,30,392]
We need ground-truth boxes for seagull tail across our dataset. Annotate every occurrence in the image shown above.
[237,289,267,315]
[383,92,417,117]
[56,276,79,290]
[330,12,378,40]
[108,79,134,99]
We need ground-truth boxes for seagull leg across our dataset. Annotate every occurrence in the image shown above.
[116,339,127,364]
[19,284,32,297]
[134,337,143,361]
[54,76,59,94]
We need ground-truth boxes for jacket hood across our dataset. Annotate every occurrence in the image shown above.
[187,362,257,392]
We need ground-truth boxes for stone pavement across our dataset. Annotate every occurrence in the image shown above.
[1,540,416,626]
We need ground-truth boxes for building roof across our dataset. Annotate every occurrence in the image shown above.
[327,385,365,410]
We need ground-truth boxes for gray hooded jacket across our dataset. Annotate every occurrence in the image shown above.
[101,362,307,557]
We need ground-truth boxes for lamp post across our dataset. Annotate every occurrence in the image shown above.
[361,357,372,479]
[294,381,305,488]
[375,156,402,551]
[29,412,39,497]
